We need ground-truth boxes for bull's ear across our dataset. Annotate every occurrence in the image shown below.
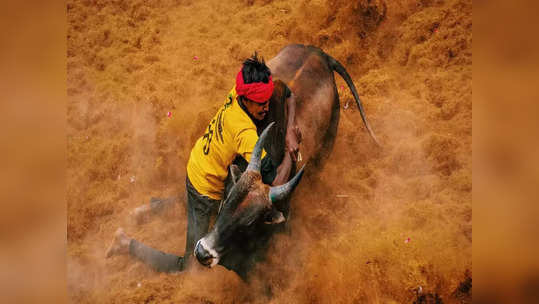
[230,164,242,184]
[264,208,285,225]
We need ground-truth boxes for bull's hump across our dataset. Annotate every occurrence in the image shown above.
[268,45,312,83]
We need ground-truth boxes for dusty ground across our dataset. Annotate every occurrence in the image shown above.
[67,0,471,302]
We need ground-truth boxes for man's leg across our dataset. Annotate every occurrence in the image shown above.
[106,228,184,273]
[183,176,219,268]
[130,196,178,224]
[129,238,184,272]
[105,178,218,272]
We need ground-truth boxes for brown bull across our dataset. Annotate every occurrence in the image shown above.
[194,44,377,279]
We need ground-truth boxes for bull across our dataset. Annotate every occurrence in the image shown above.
[194,44,377,279]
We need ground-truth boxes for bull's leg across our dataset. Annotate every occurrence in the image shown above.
[130,196,179,225]
[106,227,185,273]
[308,97,340,174]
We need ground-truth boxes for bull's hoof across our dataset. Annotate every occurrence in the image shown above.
[105,228,131,258]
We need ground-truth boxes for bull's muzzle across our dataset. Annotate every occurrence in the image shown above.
[194,239,219,268]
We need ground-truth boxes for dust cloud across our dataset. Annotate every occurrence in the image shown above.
[67,0,471,302]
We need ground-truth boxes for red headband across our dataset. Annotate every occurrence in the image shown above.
[235,69,274,103]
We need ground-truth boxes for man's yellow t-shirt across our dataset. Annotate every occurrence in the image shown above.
[186,87,265,200]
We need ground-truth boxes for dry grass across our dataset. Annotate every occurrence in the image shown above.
[67,0,471,302]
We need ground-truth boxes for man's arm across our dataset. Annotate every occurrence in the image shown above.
[272,152,293,186]
[271,90,302,186]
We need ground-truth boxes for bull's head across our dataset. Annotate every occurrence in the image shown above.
[194,122,304,267]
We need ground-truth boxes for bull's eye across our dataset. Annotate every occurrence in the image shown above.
[264,212,273,223]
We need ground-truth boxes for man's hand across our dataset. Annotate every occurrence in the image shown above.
[285,125,302,162]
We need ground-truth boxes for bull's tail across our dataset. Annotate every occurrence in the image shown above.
[326,54,379,146]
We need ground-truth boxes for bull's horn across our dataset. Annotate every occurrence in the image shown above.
[246,122,275,173]
[269,165,305,203]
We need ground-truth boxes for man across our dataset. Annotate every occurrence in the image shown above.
[106,53,301,273]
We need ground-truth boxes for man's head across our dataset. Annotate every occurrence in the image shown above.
[242,97,269,121]
[236,52,273,121]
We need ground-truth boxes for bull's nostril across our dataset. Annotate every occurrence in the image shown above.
[195,241,213,266]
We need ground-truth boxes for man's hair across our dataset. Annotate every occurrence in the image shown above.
[241,52,271,84]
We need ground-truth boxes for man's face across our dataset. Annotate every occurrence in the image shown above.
[244,98,269,121]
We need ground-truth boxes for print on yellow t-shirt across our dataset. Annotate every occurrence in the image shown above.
[186,87,265,200]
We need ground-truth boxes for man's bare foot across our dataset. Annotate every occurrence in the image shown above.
[105,228,131,258]
[129,204,152,225]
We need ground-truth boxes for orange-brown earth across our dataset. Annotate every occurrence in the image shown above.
[67,0,471,302]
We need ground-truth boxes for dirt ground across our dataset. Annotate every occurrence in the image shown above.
[67,0,471,302]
